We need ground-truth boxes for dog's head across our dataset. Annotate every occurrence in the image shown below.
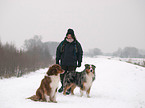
[47,64,64,76]
[85,64,96,74]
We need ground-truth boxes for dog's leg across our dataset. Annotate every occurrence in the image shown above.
[36,89,45,101]
[44,94,51,102]
[80,88,84,97]
[40,92,46,101]
[86,87,91,98]
[80,82,86,97]
[63,83,74,95]
[50,89,57,103]
[71,84,76,95]
[43,87,50,102]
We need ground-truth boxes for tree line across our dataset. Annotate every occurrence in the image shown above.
[85,47,145,58]
[112,47,145,58]
[0,36,54,78]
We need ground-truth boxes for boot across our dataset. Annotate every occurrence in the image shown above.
[58,73,64,93]
[58,86,63,93]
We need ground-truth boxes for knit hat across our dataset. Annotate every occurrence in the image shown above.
[66,29,75,37]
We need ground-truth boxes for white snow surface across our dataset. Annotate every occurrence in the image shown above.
[0,57,145,108]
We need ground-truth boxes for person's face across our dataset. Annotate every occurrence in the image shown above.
[67,34,73,39]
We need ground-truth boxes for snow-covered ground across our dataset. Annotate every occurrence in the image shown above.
[0,57,145,108]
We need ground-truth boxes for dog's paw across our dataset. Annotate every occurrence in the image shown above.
[63,92,66,95]
[87,95,91,98]
[52,101,57,103]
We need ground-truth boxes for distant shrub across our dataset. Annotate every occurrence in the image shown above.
[0,36,54,78]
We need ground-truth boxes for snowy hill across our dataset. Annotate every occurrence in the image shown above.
[0,57,145,108]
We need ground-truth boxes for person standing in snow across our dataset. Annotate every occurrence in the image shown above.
[56,28,83,95]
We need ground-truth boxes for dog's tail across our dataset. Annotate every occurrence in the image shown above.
[26,95,40,101]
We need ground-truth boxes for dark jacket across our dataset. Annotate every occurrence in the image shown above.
[56,39,83,67]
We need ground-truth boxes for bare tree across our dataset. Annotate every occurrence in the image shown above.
[0,36,53,78]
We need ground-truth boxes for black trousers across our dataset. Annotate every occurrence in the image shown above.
[60,66,76,88]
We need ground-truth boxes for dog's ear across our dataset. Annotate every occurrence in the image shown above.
[85,64,90,68]
[47,66,57,75]
[92,65,96,69]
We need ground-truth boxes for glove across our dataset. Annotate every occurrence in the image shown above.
[77,62,81,67]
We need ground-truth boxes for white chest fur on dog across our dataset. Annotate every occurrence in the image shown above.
[84,72,94,90]
[50,74,60,91]
[45,74,60,102]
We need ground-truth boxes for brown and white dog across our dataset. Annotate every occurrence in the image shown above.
[63,64,96,97]
[27,64,64,103]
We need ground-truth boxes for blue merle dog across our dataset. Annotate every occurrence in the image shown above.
[63,64,96,97]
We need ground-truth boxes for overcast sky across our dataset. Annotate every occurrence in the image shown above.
[0,0,145,53]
